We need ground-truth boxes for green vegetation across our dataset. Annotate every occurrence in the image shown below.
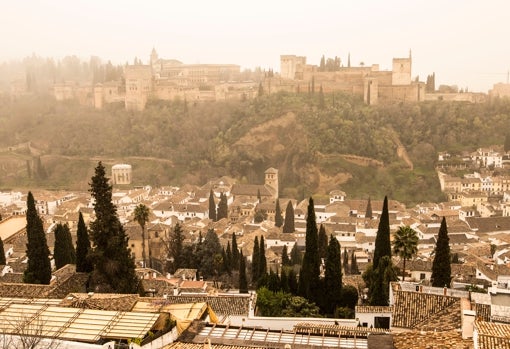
[53,223,76,269]
[1,93,509,205]
[431,217,452,288]
[75,211,93,273]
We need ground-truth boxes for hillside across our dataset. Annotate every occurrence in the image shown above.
[0,92,509,205]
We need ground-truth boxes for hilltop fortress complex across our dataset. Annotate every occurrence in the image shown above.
[52,48,487,111]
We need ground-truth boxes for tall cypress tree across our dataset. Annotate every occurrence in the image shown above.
[365,197,373,219]
[169,223,185,273]
[251,236,260,283]
[290,242,301,265]
[298,197,320,303]
[318,224,328,261]
[324,235,342,314]
[283,201,295,233]
[226,241,232,272]
[24,191,51,284]
[88,162,139,293]
[217,193,228,220]
[350,250,359,274]
[373,196,391,269]
[208,190,217,221]
[259,236,267,277]
[431,217,452,288]
[239,251,248,294]
[231,233,239,270]
[370,256,397,306]
[0,238,6,265]
[274,199,283,228]
[281,244,290,266]
[76,211,93,273]
[343,247,349,275]
[54,223,76,270]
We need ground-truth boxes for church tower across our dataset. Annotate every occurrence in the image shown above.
[264,168,279,199]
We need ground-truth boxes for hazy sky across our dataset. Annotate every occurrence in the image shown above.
[2,0,509,92]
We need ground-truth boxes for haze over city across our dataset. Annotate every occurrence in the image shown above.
[1,0,509,92]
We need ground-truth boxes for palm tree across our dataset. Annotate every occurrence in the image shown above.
[134,204,150,268]
[392,225,418,281]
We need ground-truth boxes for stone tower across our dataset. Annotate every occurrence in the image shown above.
[264,167,279,198]
[391,51,412,86]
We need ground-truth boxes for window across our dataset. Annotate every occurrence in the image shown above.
[420,273,426,280]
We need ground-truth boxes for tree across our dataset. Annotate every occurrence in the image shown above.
[393,225,418,281]
[298,197,320,303]
[369,256,398,306]
[283,201,295,233]
[251,236,260,283]
[373,196,391,269]
[23,192,51,285]
[274,199,283,228]
[290,242,301,265]
[365,197,373,219]
[257,189,261,203]
[0,238,5,265]
[431,217,452,288]
[231,233,240,270]
[134,203,150,268]
[258,82,264,97]
[318,224,328,261]
[239,251,248,294]
[505,133,510,152]
[88,162,139,293]
[324,235,342,314]
[200,229,223,278]
[76,211,93,273]
[343,248,349,275]
[281,244,291,266]
[53,223,76,270]
[217,193,228,220]
[168,223,184,273]
[259,236,267,277]
[208,190,217,221]
[350,250,359,274]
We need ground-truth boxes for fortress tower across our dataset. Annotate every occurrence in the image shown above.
[264,167,279,198]
[392,51,412,85]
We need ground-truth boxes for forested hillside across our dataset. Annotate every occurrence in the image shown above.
[0,92,509,205]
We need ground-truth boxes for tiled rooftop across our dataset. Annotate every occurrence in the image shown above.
[393,330,473,349]
[475,320,510,349]
[162,295,251,316]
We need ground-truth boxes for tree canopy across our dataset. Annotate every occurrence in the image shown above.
[431,217,452,288]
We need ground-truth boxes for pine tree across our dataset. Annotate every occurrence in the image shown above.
[239,251,248,294]
[283,201,295,233]
[431,217,452,288]
[76,211,93,273]
[318,224,328,261]
[23,192,51,284]
[298,197,320,303]
[208,190,217,221]
[274,199,283,228]
[88,162,139,293]
[231,233,240,270]
[0,238,6,265]
[373,196,391,269]
[365,197,373,219]
[53,223,76,270]
[251,236,260,283]
[281,244,290,266]
[259,236,267,277]
[324,235,342,314]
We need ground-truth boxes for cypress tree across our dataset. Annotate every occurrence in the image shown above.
[239,251,248,293]
[281,244,290,266]
[275,199,283,228]
[226,241,232,271]
[280,267,289,292]
[343,247,349,275]
[221,247,230,275]
[54,223,76,270]
[365,197,373,219]
[257,189,261,203]
[324,235,342,314]
[370,256,397,306]
[283,201,295,233]
[318,224,328,261]
[251,236,260,283]
[76,211,92,273]
[88,162,139,293]
[23,191,51,284]
[231,233,240,270]
[373,196,391,269]
[288,268,298,294]
[431,217,452,288]
[217,193,228,220]
[0,238,6,265]
[259,236,267,277]
[208,190,217,221]
[298,197,320,303]
[169,223,185,272]
[350,250,359,274]
[290,242,301,265]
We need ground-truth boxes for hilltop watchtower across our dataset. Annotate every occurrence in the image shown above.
[392,51,412,85]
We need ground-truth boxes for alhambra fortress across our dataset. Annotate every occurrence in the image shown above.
[52,48,510,111]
